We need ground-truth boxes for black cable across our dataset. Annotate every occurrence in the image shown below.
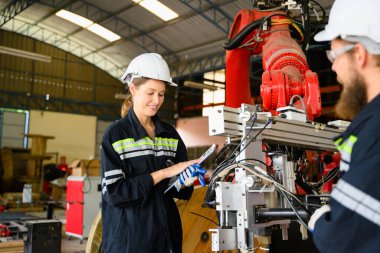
[302,0,311,52]
[232,119,272,161]
[295,173,318,194]
[223,18,264,50]
[190,212,219,225]
[278,187,312,232]
[303,203,321,208]
[204,158,318,221]
[204,162,238,207]
[243,162,309,211]
[208,121,272,196]
[82,175,92,193]
[295,165,339,193]
[314,166,340,191]
[217,112,259,168]
[316,154,324,174]
[257,13,303,38]
[82,159,98,193]
[309,0,326,20]
[308,0,327,38]
[236,158,269,168]
[227,115,258,159]
[213,144,236,165]
[227,13,303,51]
[204,161,249,208]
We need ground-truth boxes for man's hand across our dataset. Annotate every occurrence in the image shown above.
[308,205,331,231]
[174,164,206,191]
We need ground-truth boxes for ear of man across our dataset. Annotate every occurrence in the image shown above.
[354,43,369,69]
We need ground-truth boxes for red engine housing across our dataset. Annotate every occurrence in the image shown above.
[225,9,321,120]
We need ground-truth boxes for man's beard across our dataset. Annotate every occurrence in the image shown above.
[335,72,367,121]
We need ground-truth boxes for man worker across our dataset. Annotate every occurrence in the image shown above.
[308,0,380,252]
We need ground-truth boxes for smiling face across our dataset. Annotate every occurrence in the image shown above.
[130,78,166,118]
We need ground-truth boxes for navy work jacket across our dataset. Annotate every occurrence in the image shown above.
[313,95,380,252]
[101,108,193,253]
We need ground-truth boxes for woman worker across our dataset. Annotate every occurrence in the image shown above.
[101,53,203,253]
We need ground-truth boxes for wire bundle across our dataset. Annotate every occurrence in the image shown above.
[271,17,304,42]
[204,161,313,231]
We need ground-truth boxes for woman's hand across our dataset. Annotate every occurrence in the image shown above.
[173,163,207,191]
[151,159,201,185]
[164,159,201,178]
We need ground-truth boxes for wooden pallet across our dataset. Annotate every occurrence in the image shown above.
[0,239,24,253]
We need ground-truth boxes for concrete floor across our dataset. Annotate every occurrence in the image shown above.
[62,237,87,253]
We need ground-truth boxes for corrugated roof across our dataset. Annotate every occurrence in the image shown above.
[0,0,334,80]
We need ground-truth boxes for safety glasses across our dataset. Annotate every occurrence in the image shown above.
[326,44,355,63]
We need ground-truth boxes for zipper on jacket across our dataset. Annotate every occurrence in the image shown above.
[154,139,174,252]
[159,193,174,252]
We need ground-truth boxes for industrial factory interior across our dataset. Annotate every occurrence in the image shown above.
[1,0,380,252]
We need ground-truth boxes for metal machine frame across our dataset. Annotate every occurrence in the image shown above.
[207,104,343,252]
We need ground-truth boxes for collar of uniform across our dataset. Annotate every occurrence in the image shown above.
[126,107,170,139]
[338,94,380,140]
[151,113,171,136]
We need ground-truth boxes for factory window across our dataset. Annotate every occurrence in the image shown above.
[202,69,225,117]
[0,108,29,148]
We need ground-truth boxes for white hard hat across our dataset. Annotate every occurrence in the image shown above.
[120,53,177,87]
[314,0,380,54]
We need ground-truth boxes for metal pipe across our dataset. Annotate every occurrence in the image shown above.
[256,208,309,220]
[220,210,224,227]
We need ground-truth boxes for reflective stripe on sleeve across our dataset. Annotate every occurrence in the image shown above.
[105,169,124,178]
[339,160,349,172]
[334,135,358,172]
[332,179,380,226]
[102,169,125,194]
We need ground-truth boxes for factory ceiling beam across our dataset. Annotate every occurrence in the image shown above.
[1,0,236,80]
[2,18,123,79]
[39,0,179,62]
[171,51,225,79]
[163,0,234,76]
[178,0,234,34]
[0,0,39,27]
[127,0,234,42]
[0,0,125,77]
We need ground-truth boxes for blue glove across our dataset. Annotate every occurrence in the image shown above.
[174,164,207,191]
[193,164,207,186]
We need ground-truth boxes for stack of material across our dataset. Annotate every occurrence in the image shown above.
[0,239,24,253]
[71,159,101,176]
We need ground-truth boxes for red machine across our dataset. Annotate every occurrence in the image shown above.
[225,9,321,120]
[66,176,101,239]
[0,224,10,237]
[206,5,339,251]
